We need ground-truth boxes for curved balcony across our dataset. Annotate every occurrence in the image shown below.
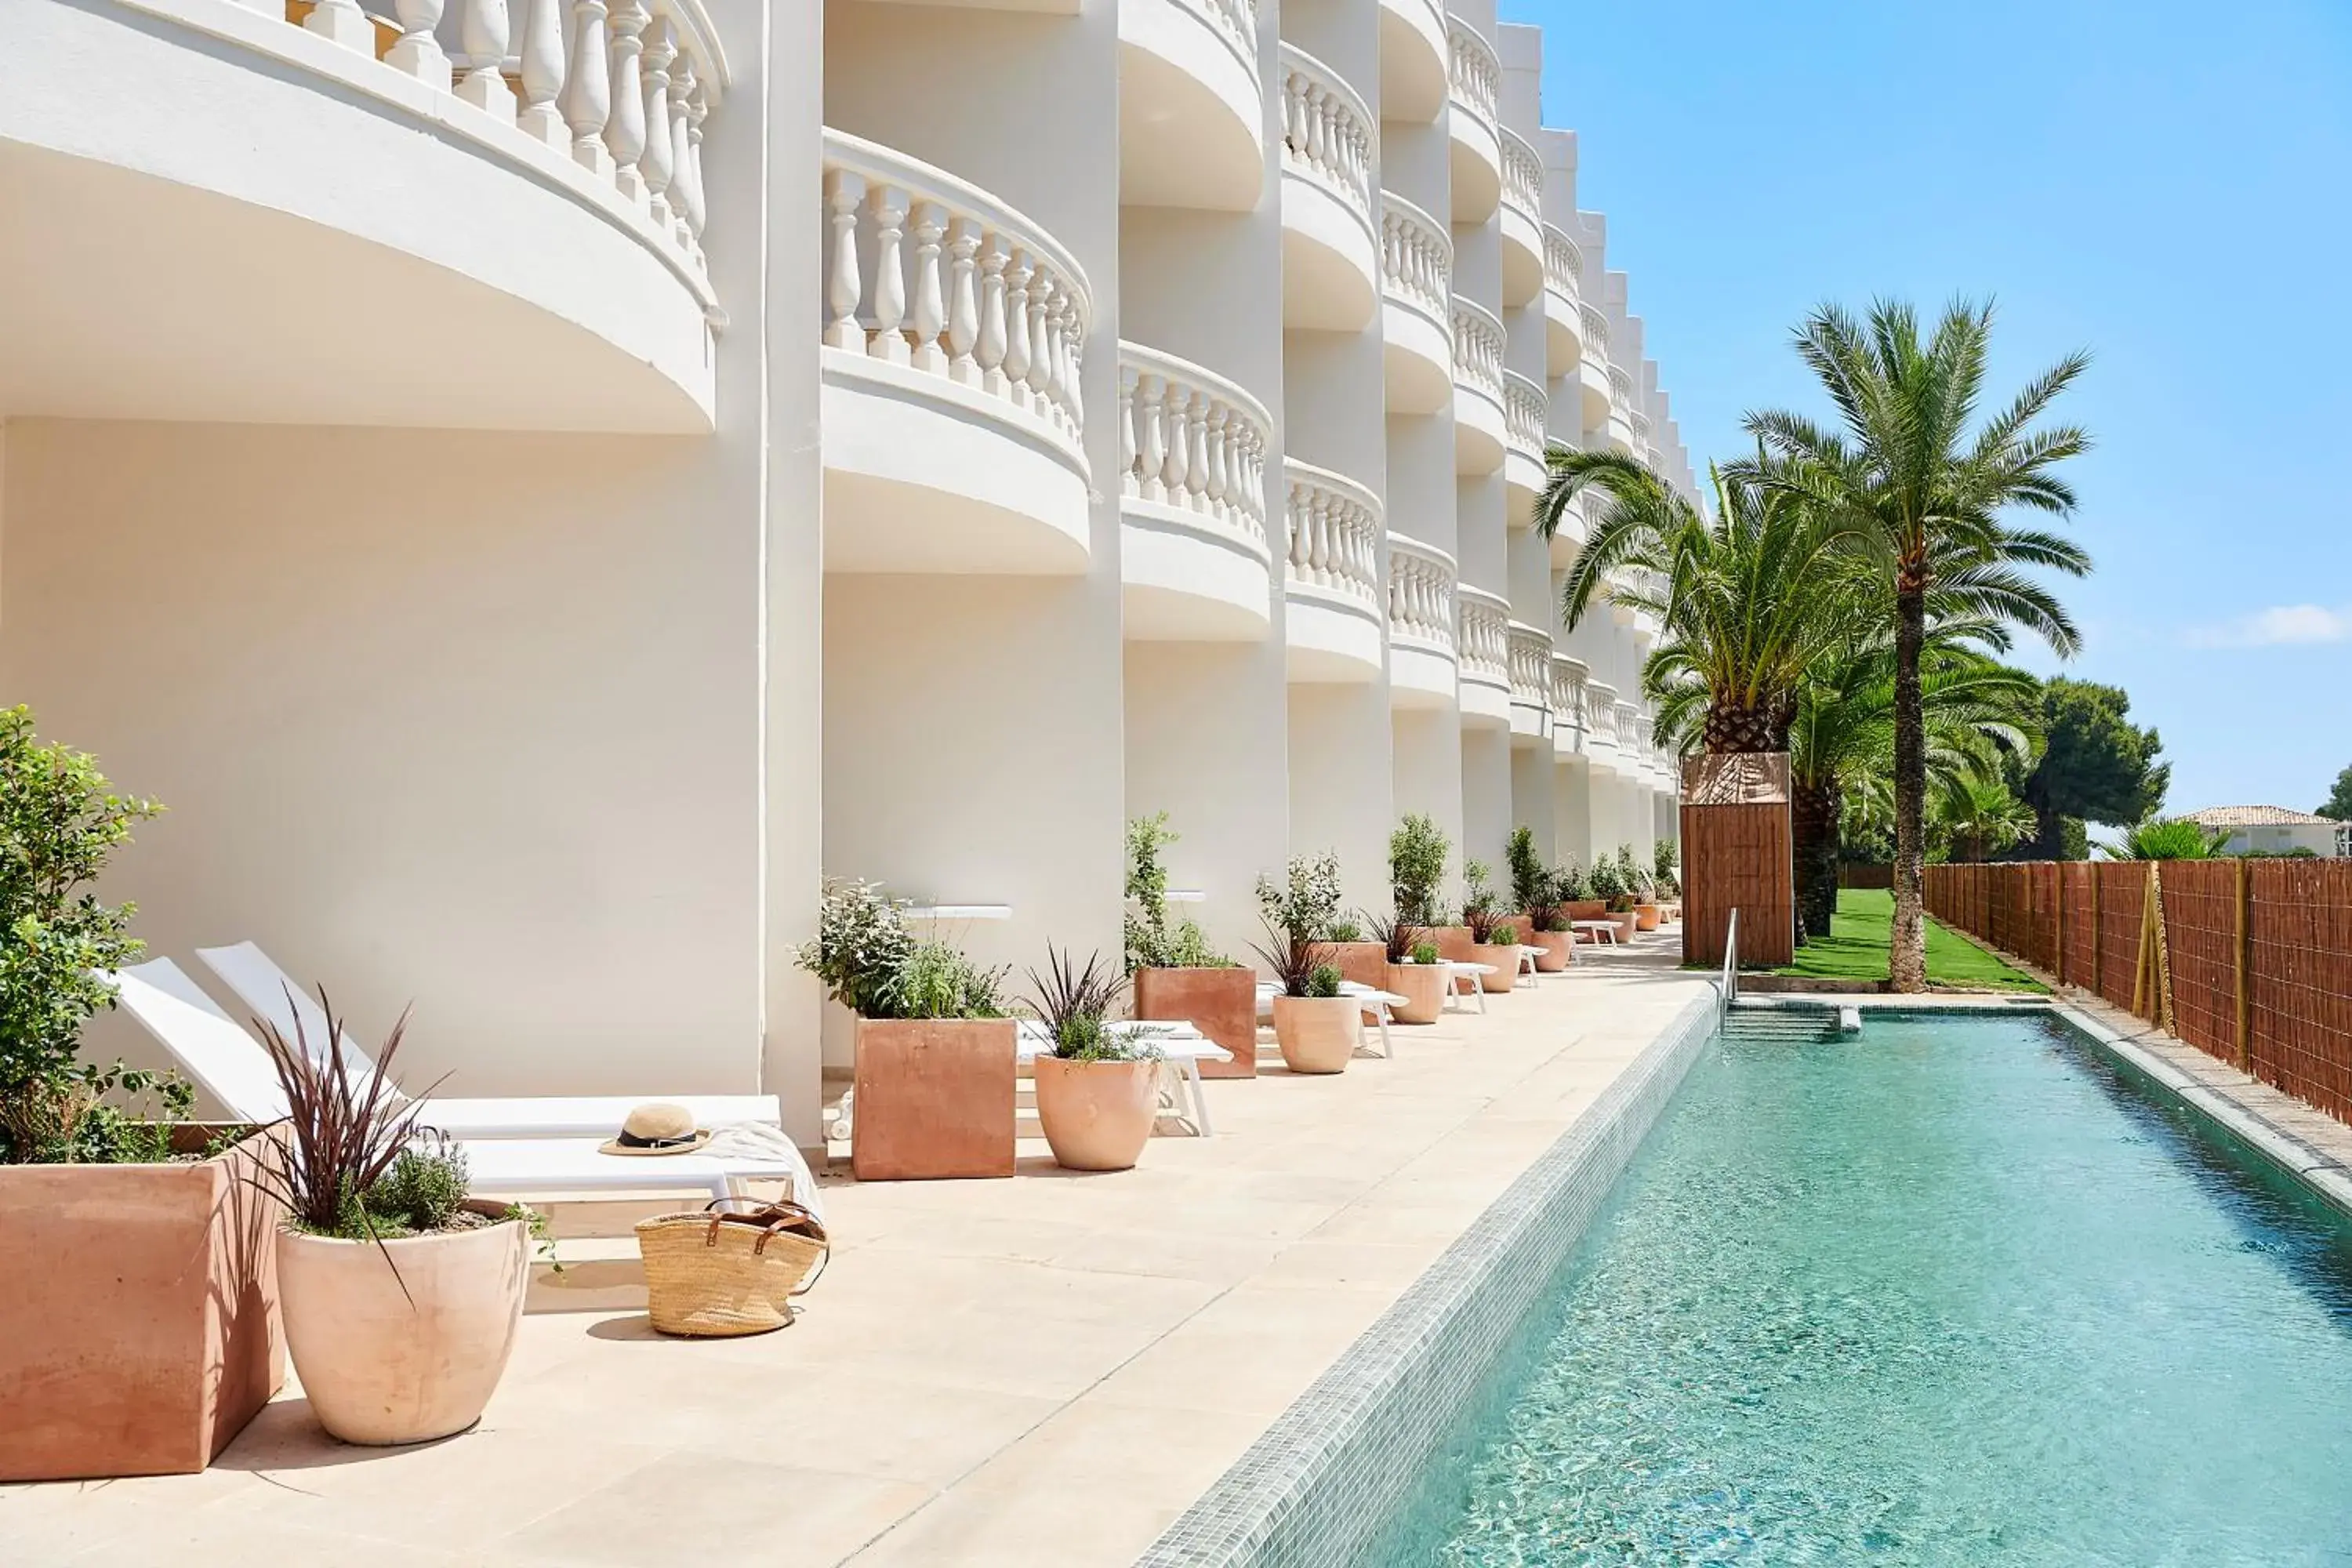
[1444,20,1501,224]
[1378,0,1447,124]
[1279,45,1377,332]
[6,0,725,431]
[1387,534,1459,709]
[1283,460,1385,681]
[1605,366,1639,455]
[1118,343,1275,639]
[1546,482,1588,568]
[822,132,1091,573]
[1542,225,1586,378]
[1585,679,1621,771]
[1502,371,1548,510]
[1549,654,1589,757]
[1497,131,1545,308]
[1455,585,1512,724]
[1450,299,1506,475]
[1120,0,1263,211]
[1577,303,1613,426]
[1380,194,1454,415]
[1507,622,1552,740]
[1617,702,1647,781]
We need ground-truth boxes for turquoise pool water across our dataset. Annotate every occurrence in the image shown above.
[1374,1009,2352,1566]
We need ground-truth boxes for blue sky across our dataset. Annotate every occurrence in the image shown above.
[1507,0,2352,814]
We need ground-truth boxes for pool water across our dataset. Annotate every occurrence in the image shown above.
[1374,1009,2352,1566]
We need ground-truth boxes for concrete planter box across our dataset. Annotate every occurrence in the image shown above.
[0,1128,285,1482]
[851,1018,1017,1180]
[1134,966,1259,1080]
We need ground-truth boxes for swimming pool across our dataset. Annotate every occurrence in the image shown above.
[1371,1007,2352,1566]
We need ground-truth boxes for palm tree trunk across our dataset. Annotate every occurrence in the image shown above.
[1791,779,1841,942]
[1890,580,1929,992]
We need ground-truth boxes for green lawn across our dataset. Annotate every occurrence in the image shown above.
[1769,887,2045,991]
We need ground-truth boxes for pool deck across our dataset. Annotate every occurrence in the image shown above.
[4,937,1711,1567]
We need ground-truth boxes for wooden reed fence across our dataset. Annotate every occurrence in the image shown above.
[1925,859,2352,1125]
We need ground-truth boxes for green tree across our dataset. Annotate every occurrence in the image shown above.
[1750,299,2092,992]
[2011,677,2168,858]
[1936,773,2040,864]
[2097,817,2226,861]
[1539,449,1857,753]
[2318,764,2352,822]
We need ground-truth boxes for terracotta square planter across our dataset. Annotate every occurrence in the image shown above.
[851,1018,1017,1180]
[1324,942,1390,992]
[1134,966,1259,1080]
[0,1128,285,1482]
[1566,899,1606,934]
[1428,925,1475,964]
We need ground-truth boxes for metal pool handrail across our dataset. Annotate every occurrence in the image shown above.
[1721,907,1738,1015]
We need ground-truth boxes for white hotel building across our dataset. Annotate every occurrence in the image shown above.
[2,0,1693,1141]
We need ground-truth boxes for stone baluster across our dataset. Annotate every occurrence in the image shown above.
[1028,272,1058,423]
[457,0,514,122]
[563,1,615,177]
[1183,397,1210,511]
[977,241,1010,397]
[908,203,947,375]
[822,170,864,351]
[946,219,982,385]
[516,0,568,148]
[1000,253,1033,409]
[387,0,451,89]
[1160,388,1191,499]
[665,56,699,243]
[1136,376,1167,502]
[304,0,376,51]
[1040,283,1069,434]
[864,184,909,365]
[1061,307,1084,433]
[639,19,677,227]
[1119,368,1140,493]
[680,74,709,260]
[607,2,651,204]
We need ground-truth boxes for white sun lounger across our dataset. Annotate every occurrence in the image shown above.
[107,959,819,1214]
[1012,1020,1228,1136]
[194,941,782,1137]
[1515,946,1545,985]
[1442,960,1494,1013]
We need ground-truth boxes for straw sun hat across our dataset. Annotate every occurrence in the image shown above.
[599,1102,714,1157]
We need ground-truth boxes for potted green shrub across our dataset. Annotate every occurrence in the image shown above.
[1023,949,1160,1172]
[798,878,1016,1180]
[0,709,290,1483]
[1126,815,1256,1080]
[1461,861,1521,993]
[247,1003,535,1446]
[1526,863,1581,972]
[1370,910,1445,1023]
[1588,851,1636,943]
[1252,917,1355,1074]
[1653,840,1682,920]
[1624,844,1663,931]
[1258,851,1379,990]
[1391,813,1470,962]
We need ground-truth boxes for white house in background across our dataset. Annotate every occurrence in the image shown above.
[2,0,1690,1145]
[2183,806,2346,858]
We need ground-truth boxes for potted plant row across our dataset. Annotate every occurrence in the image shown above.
[1370,910,1446,1023]
[1462,861,1521,993]
[1391,812,1472,961]
[1125,815,1257,1079]
[1023,947,1162,1172]
[1253,917,1356,1074]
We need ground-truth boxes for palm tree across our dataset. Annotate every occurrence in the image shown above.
[1936,773,2040,864]
[2098,817,2227,861]
[1537,449,1855,753]
[1748,299,2091,991]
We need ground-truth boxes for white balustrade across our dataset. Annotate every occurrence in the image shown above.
[1279,45,1374,220]
[1119,343,1271,548]
[1499,129,1543,223]
[1456,587,1510,686]
[1507,622,1552,710]
[822,131,1091,455]
[1632,408,1654,446]
[1283,460,1381,605]
[1451,299,1504,404]
[1608,365,1634,419]
[1446,19,1500,127]
[1580,302,1610,374]
[1380,194,1453,324]
[1387,535,1457,652]
[1587,682,1619,746]
[1550,656,1588,732]
[261,0,722,285]
[1178,0,1260,71]
[1618,702,1644,763]
[1543,224,1583,310]
[1503,371,1546,462]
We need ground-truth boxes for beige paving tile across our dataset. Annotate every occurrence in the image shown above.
[504,1451,929,1566]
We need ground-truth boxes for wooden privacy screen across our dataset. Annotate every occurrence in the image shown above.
[1681,753,1794,968]
[1926,858,2352,1126]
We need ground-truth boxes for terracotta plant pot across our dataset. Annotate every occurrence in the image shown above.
[1428,925,1475,964]
[1385,960,1446,1024]
[1469,942,1520,993]
[1270,994,1357,1073]
[1030,1054,1158,1172]
[1324,942,1390,992]
[1529,931,1574,971]
[1134,966,1259,1079]
[0,1128,285,1481]
[852,1017,1017,1179]
[276,1202,527,1446]
[1610,909,1639,943]
[1566,899,1606,927]
[1635,903,1661,932]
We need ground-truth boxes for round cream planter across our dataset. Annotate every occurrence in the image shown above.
[276,1210,528,1446]
[1385,960,1446,1024]
[1271,995,1359,1073]
[1032,1054,1159,1171]
[1469,942,1520,993]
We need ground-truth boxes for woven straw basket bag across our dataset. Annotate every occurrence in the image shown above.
[637,1198,830,1337]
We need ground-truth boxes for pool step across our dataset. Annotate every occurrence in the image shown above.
[1722,1006,1844,1044]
